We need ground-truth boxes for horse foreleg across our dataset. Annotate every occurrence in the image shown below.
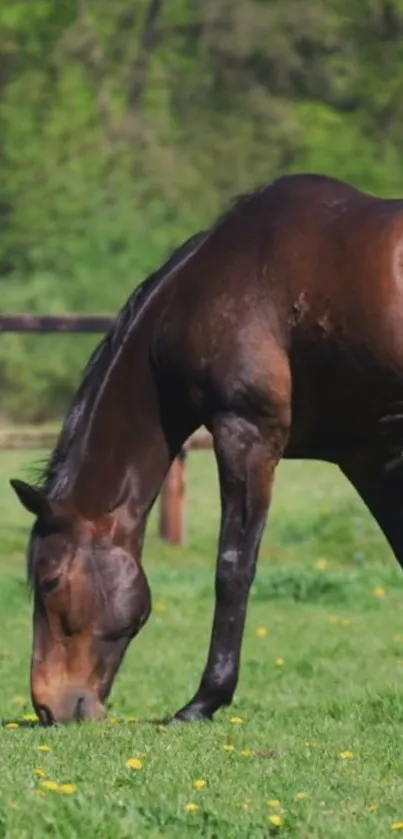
[174,410,289,722]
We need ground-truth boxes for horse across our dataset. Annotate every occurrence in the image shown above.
[10,171,403,725]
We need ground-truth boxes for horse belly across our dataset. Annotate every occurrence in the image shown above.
[285,336,403,462]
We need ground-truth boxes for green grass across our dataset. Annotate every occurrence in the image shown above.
[1,449,403,837]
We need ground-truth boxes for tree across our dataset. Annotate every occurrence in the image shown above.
[1,0,403,419]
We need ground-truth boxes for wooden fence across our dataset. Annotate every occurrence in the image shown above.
[0,314,213,545]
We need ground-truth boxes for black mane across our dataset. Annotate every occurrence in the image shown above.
[40,229,207,497]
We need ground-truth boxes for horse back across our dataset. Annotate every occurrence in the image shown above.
[172,174,403,361]
[159,175,403,456]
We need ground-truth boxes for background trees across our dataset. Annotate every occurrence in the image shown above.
[1,0,403,418]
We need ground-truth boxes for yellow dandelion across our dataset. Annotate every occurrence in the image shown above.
[275,658,285,667]
[126,716,139,723]
[229,716,245,724]
[268,814,284,827]
[9,802,18,809]
[223,744,235,751]
[185,802,200,812]
[154,602,167,613]
[241,800,250,811]
[23,713,38,722]
[59,784,76,795]
[295,792,308,800]
[373,586,386,598]
[340,618,352,626]
[268,799,281,808]
[193,779,207,790]
[126,757,143,770]
[314,558,328,570]
[256,626,268,638]
[368,804,378,812]
[5,722,19,729]
[239,748,253,756]
[41,780,59,791]
[108,716,119,724]
[339,750,354,759]
[38,745,51,752]
[391,823,403,831]
[34,769,45,778]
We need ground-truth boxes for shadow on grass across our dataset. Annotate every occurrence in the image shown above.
[1,718,39,729]
[0,715,174,729]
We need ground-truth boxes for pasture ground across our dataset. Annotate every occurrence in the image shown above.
[1,448,403,838]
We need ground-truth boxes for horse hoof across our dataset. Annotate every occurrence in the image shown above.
[172,706,212,723]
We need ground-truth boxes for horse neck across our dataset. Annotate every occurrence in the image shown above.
[67,317,194,523]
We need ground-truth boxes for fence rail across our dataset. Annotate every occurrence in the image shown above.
[0,314,114,333]
[0,313,212,544]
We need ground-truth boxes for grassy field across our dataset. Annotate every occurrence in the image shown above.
[2,448,403,837]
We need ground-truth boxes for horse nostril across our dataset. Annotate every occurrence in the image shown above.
[74,696,86,722]
[37,704,54,726]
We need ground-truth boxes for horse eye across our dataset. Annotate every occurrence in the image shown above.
[41,576,60,596]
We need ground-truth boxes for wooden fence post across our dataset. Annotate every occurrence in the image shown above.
[159,449,187,545]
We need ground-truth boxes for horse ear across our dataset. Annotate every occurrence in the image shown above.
[9,479,53,520]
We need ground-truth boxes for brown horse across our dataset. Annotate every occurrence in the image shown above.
[10,172,403,724]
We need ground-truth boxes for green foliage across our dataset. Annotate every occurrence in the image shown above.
[2,0,403,418]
